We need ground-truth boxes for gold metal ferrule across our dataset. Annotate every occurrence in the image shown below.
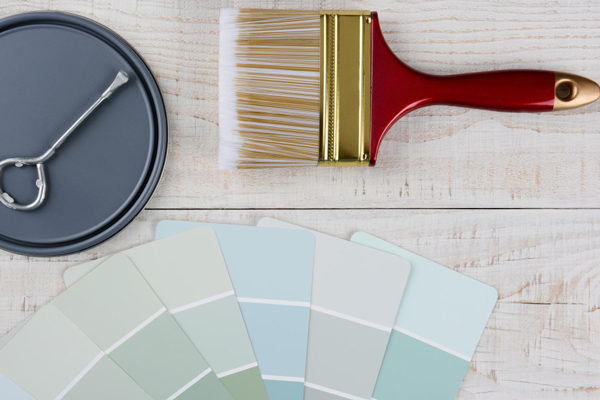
[318,11,372,166]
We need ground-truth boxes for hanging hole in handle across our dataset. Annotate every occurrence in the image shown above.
[556,80,578,101]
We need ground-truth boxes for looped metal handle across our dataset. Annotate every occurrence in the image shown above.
[0,70,128,212]
[0,158,47,211]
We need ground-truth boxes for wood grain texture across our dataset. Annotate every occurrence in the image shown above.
[1,210,599,399]
[3,0,598,208]
[0,1,599,399]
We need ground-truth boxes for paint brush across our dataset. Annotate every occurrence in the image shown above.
[218,9,599,169]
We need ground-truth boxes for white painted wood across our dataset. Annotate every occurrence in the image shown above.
[3,0,598,208]
[0,1,599,399]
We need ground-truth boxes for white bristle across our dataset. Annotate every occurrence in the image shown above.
[219,9,321,169]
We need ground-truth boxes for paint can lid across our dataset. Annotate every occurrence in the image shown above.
[0,12,168,256]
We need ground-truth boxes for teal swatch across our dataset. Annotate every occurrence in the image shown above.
[373,331,469,400]
[351,232,498,400]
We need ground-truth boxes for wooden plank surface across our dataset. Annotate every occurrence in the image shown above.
[1,210,599,399]
[3,0,599,208]
[0,1,599,399]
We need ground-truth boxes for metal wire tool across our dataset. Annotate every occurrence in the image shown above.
[0,70,129,211]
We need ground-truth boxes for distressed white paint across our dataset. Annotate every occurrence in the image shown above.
[0,1,599,399]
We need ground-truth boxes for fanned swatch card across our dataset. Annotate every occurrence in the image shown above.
[351,233,498,400]
[0,317,42,399]
[53,254,233,400]
[0,305,152,400]
[63,227,268,400]
[258,218,411,400]
[156,221,315,400]
[0,373,35,400]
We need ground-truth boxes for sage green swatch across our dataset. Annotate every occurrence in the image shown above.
[109,312,219,400]
[220,366,267,400]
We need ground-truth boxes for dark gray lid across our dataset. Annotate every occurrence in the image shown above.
[0,12,168,256]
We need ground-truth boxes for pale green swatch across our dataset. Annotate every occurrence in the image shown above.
[0,317,30,352]
[0,305,151,400]
[52,254,165,350]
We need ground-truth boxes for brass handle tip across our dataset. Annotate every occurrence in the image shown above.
[554,72,600,111]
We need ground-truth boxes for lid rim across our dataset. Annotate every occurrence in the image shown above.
[0,11,169,257]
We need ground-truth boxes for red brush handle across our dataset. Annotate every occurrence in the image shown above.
[369,12,599,166]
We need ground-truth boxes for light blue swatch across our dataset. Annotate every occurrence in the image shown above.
[351,232,498,400]
[157,221,315,400]
[0,373,35,400]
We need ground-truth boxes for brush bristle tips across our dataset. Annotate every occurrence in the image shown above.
[218,9,321,169]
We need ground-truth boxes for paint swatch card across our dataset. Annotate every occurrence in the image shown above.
[258,218,411,400]
[156,221,315,400]
[0,305,152,400]
[63,226,268,400]
[0,373,35,400]
[0,318,35,399]
[0,317,29,352]
[53,253,233,400]
[351,232,498,400]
